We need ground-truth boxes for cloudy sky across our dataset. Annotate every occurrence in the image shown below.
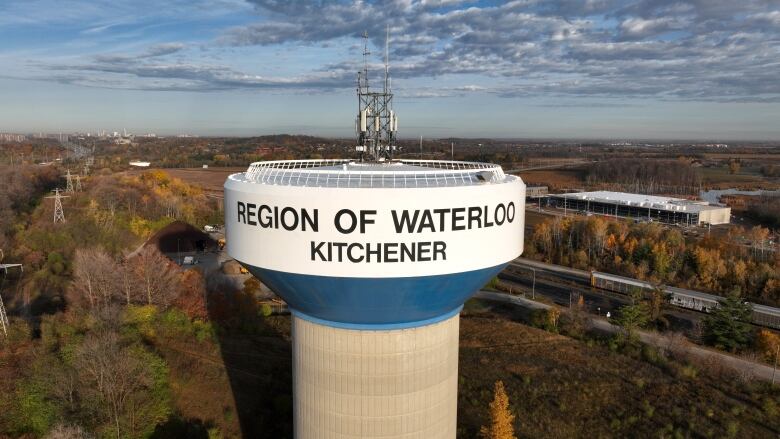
[1,0,779,139]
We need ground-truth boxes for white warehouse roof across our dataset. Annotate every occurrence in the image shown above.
[552,190,722,214]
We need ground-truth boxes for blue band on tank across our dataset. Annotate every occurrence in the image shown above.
[242,263,507,326]
[291,305,464,330]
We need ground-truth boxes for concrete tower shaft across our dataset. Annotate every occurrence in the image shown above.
[293,315,459,438]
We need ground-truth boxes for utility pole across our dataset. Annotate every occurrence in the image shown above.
[420,135,423,157]
[451,142,454,160]
[46,189,69,223]
[773,344,779,386]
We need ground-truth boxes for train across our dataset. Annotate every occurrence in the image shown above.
[590,271,780,329]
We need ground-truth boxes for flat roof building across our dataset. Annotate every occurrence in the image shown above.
[547,190,730,225]
[526,186,548,198]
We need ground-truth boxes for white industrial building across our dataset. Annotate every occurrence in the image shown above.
[547,191,730,225]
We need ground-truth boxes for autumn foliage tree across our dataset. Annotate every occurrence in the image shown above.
[754,329,780,363]
[528,216,780,306]
[480,380,517,439]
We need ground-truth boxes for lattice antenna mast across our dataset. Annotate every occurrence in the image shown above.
[46,189,70,223]
[355,29,398,161]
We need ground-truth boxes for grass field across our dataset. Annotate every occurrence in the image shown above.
[141,302,780,438]
[459,301,780,438]
[700,166,780,189]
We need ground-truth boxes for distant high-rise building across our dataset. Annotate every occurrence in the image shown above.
[0,133,25,142]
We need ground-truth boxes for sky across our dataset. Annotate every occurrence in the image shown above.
[0,0,779,140]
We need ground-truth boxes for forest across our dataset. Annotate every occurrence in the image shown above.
[525,216,780,306]
[0,166,240,437]
[746,197,780,229]
[585,158,702,195]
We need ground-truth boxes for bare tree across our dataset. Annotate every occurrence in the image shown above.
[128,246,179,307]
[75,331,154,439]
[44,424,92,439]
[71,248,120,311]
[49,363,80,414]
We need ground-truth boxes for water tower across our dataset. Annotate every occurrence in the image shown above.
[224,32,525,439]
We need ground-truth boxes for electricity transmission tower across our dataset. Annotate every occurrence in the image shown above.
[0,291,8,337]
[65,169,74,193]
[83,155,94,176]
[46,189,69,223]
[0,250,22,338]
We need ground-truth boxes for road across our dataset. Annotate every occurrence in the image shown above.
[474,290,779,382]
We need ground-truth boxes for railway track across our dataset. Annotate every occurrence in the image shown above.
[505,257,780,330]
[499,259,703,330]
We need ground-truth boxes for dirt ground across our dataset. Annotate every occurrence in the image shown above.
[517,168,586,191]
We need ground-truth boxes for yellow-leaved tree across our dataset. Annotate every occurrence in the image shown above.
[480,380,517,439]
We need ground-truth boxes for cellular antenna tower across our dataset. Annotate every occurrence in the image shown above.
[225,32,525,439]
[356,29,397,161]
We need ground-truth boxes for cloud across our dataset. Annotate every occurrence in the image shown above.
[13,0,780,102]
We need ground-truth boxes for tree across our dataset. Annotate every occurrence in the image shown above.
[480,380,517,439]
[44,424,92,439]
[728,159,741,174]
[565,295,589,337]
[173,269,208,320]
[71,247,121,312]
[531,307,561,332]
[613,292,649,339]
[647,286,670,329]
[128,246,179,307]
[75,330,170,438]
[754,329,780,363]
[702,292,753,352]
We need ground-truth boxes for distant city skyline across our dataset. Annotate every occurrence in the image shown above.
[1,0,779,140]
